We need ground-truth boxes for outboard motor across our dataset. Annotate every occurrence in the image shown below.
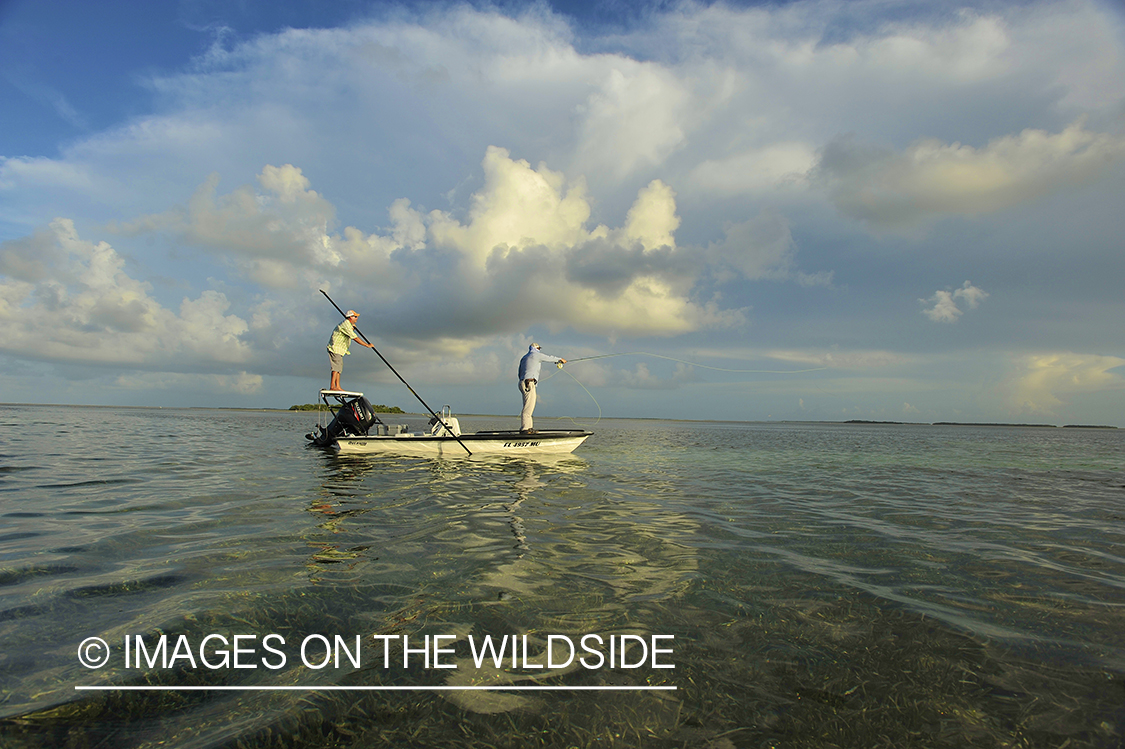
[308,396,381,447]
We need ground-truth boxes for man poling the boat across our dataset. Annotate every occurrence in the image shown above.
[317,290,477,455]
[518,343,567,434]
[326,309,376,392]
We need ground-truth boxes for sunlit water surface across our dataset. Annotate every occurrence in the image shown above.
[1,406,1123,747]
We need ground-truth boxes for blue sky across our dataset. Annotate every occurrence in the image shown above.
[2,0,1124,425]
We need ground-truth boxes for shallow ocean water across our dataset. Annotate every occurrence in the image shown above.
[0,405,1123,747]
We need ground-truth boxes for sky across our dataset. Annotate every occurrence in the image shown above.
[1,0,1124,425]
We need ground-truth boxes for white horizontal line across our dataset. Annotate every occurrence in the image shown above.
[76,685,676,692]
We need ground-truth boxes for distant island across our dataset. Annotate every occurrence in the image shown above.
[289,403,405,413]
[845,420,1117,429]
[932,422,1058,428]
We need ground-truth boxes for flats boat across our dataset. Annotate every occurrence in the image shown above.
[306,391,591,456]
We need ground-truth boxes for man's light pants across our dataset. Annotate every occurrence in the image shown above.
[519,379,537,431]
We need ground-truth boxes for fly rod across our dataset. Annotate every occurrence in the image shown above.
[320,290,472,456]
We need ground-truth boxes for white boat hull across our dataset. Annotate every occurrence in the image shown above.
[334,430,592,456]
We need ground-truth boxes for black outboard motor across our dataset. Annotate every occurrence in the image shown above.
[307,396,381,447]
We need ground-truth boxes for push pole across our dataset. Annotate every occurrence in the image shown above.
[320,290,472,456]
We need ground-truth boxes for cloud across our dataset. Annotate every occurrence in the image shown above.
[921,290,963,323]
[400,148,749,337]
[707,210,797,282]
[113,371,264,394]
[574,64,693,180]
[921,281,988,322]
[622,179,680,251]
[818,120,1125,227]
[110,148,769,343]
[3,0,1123,236]
[699,210,834,289]
[765,348,909,369]
[1004,0,1125,110]
[428,146,596,266]
[114,165,342,288]
[0,156,96,192]
[423,164,742,337]
[953,281,987,309]
[7,145,812,378]
[0,218,251,368]
[1002,353,1125,415]
[688,142,818,195]
[614,361,699,390]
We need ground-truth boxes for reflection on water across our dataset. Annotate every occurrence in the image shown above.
[302,449,699,631]
[0,408,1123,747]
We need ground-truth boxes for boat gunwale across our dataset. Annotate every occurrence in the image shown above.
[335,429,592,444]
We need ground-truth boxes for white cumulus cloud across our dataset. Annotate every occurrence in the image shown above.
[1002,353,1125,416]
[921,281,989,322]
[818,120,1125,227]
[109,148,791,344]
[0,218,252,367]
